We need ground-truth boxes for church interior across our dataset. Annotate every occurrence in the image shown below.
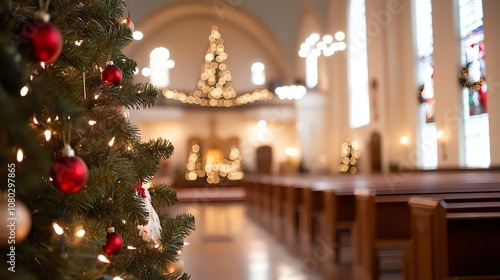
[122,0,500,279]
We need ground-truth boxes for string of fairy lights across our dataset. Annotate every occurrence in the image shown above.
[185,142,244,184]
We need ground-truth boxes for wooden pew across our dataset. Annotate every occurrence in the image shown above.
[353,188,500,280]
[244,175,309,249]
[245,172,500,273]
[269,183,282,239]
[298,172,500,264]
[299,182,355,263]
[409,197,500,280]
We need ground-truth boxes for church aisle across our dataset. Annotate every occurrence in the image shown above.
[171,202,324,280]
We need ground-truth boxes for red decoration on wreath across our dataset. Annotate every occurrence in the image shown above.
[50,144,88,193]
[22,14,63,63]
[101,62,123,86]
[103,227,124,255]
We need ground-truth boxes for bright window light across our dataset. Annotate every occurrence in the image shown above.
[251,62,266,86]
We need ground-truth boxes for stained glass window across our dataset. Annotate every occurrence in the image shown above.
[459,0,490,167]
[415,0,437,168]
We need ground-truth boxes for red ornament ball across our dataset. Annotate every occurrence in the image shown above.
[101,65,123,85]
[22,20,63,63]
[50,155,88,193]
[103,230,124,255]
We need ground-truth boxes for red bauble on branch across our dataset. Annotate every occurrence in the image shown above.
[50,144,88,193]
[101,63,123,86]
[21,13,63,63]
[103,227,124,255]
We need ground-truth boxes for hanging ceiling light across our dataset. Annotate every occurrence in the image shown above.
[162,26,273,108]
[275,85,307,100]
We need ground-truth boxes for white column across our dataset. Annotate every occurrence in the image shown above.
[431,0,464,167]
[295,90,329,173]
[483,0,500,167]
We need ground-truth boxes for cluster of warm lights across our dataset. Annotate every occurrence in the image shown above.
[275,85,307,100]
[185,143,204,181]
[162,26,272,107]
[51,220,134,279]
[298,32,346,58]
[185,143,244,184]
[29,115,108,149]
[339,138,360,174]
[206,146,244,183]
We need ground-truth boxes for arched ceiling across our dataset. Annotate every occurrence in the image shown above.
[126,0,329,64]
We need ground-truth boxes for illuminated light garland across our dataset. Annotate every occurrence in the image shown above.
[162,26,273,107]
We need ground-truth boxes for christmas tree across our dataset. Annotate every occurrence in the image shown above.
[162,26,272,107]
[339,138,360,174]
[0,0,194,279]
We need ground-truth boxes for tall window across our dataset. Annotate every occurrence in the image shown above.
[459,0,490,167]
[251,62,266,86]
[149,47,175,89]
[348,0,370,128]
[414,0,438,168]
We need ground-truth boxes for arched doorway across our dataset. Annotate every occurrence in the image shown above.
[256,146,272,174]
[369,132,382,173]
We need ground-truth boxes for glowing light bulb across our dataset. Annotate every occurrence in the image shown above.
[335,31,345,41]
[400,136,409,145]
[44,130,52,141]
[16,149,23,162]
[52,222,64,235]
[108,137,115,147]
[98,255,110,263]
[76,229,85,237]
[20,86,29,96]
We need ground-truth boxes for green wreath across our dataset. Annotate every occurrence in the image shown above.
[459,62,484,90]
[417,85,426,104]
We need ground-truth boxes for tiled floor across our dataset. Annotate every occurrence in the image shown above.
[170,201,402,280]
[172,202,325,280]
[170,202,360,280]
